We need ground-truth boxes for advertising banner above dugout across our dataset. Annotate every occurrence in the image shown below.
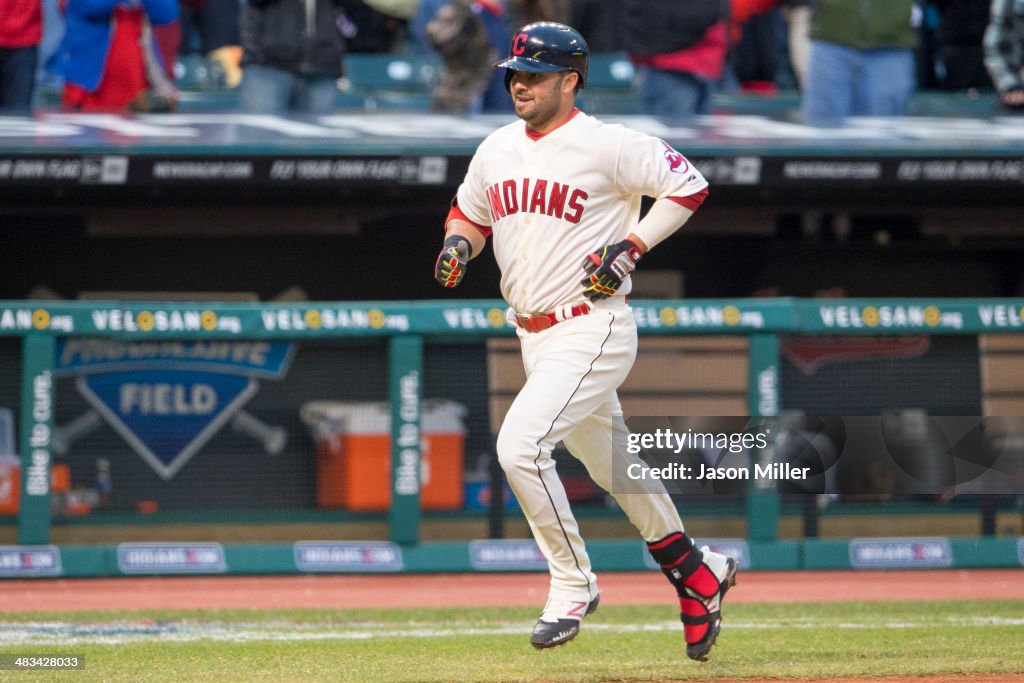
[2,299,1024,338]
[0,113,1023,206]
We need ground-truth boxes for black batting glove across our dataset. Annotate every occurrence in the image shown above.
[580,238,643,302]
[435,234,472,288]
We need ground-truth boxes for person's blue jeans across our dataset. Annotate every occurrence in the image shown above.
[634,65,713,118]
[238,64,338,114]
[801,40,915,127]
[0,46,39,113]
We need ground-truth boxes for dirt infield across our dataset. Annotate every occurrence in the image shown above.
[1,568,1023,612]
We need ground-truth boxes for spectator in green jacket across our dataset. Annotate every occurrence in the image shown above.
[801,0,919,126]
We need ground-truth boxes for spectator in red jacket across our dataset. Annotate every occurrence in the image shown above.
[48,0,180,112]
[729,0,811,93]
[624,0,729,117]
[0,0,42,113]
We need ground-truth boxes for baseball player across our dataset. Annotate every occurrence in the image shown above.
[434,22,737,659]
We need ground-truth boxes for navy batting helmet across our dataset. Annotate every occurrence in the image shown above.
[494,22,590,92]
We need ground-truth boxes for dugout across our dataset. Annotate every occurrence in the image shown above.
[0,298,1023,578]
[1,112,1024,304]
[1,111,1024,576]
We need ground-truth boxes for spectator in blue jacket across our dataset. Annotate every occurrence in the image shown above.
[48,0,179,111]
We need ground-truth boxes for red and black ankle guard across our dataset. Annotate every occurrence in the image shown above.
[647,532,719,644]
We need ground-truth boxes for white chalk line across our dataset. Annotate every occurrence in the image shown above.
[1,616,1023,646]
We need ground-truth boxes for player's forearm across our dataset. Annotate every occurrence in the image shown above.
[629,198,695,252]
[444,218,488,260]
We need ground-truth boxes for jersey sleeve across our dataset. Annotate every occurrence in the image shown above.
[668,187,708,211]
[612,128,708,202]
[445,197,492,237]
[454,147,495,230]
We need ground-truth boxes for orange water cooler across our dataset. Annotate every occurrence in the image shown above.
[301,400,466,511]
[0,454,19,515]
[0,456,74,515]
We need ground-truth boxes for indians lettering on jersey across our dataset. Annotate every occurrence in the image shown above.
[485,178,588,224]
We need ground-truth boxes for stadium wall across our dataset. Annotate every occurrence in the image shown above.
[0,299,1022,577]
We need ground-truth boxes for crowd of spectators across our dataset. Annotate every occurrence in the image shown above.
[0,0,1020,121]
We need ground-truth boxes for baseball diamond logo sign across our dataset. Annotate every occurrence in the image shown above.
[53,340,294,479]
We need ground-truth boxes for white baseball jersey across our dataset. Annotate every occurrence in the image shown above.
[455,109,708,314]
[452,108,707,600]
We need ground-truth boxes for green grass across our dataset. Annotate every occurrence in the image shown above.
[1,600,1022,682]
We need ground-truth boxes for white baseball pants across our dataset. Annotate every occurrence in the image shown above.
[496,297,685,599]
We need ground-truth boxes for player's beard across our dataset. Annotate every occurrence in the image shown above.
[514,97,558,128]
[513,77,566,130]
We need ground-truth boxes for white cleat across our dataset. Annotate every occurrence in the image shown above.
[530,592,601,649]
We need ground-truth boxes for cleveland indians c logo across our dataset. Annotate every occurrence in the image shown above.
[512,33,527,55]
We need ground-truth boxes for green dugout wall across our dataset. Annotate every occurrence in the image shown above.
[2,298,1023,577]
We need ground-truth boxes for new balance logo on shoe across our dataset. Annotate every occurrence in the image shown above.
[565,601,588,618]
[529,593,600,649]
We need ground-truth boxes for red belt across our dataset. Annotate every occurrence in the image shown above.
[513,303,592,333]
